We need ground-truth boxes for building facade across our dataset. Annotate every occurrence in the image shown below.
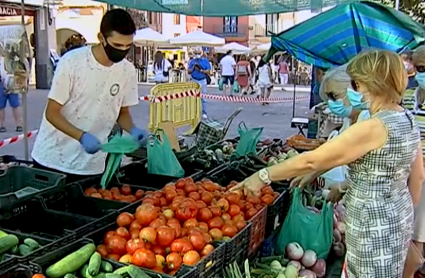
[202,16,249,46]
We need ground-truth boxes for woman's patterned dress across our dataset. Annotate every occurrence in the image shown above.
[345,110,419,277]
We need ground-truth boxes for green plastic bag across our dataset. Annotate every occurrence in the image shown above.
[233,122,263,158]
[218,78,224,91]
[276,188,334,259]
[147,130,185,177]
[233,81,240,93]
[100,135,139,188]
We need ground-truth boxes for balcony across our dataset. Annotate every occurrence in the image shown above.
[254,23,281,37]
[212,24,248,38]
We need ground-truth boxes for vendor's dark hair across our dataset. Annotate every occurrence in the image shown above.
[100,9,136,37]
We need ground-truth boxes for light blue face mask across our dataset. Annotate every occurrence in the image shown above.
[415,72,425,89]
[357,110,370,122]
[328,97,353,118]
[347,88,369,110]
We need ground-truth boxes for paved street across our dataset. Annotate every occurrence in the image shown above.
[0,84,311,159]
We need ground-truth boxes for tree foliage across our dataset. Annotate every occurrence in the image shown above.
[380,0,425,24]
[126,8,149,29]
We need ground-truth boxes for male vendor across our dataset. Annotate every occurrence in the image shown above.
[31,9,146,183]
[188,47,211,118]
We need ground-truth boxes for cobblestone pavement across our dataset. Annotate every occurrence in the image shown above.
[0,84,311,158]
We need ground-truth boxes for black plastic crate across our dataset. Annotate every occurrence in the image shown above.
[248,206,267,256]
[84,223,198,278]
[0,261,42,277]
[0,166,66,210]
[220,222,251,264]
[37,180,131,218]
[118,162,204,187]
[0,199,97,241]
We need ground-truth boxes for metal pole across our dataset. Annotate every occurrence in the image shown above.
[21,0,29,160]
[292,57,296,118]
[395,0,400,10]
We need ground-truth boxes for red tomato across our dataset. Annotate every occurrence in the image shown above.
[201,191,213,204]
[120,185,132,195]
[136,204,158,226]
[228,204,241,217]
[104,231,116,245]
[202,232,212,244]
[188,232,206,251]
[140,227,157,243]
[96,244,108,258]
[151,245,166,256]
[176,201,198,221]
[135,189,144,200]
[200,244,215,257]
[209,228,223,240]
[175,179,186,189]
[197,208,213,222]
[156,226,176,247]
[129,221,142,231]
[166,252,183,271]
[132,248,156,268]
[209,206,222,217]
[176,189,186,196]
[208,217,224,229]
[170,238,194,254]
[261,194,275,205]
[217,198,230,212]
[246,196,261,205]
[225,193,240,205]
[245,208,258,220]
[198,222,209,233]
[130,229,140,239]
[222,224,238,237]
[185,183,197,193]
[116,212,134,227]
[165,190,178,202]
[115,227,130,240]
[167,220,182,238]
[196,200,207,209]
[235,220,247,231]
[126,239,145,255]
[150,218,166,229]
[107,254,120,261]
[107,235,127,255]
[183,250,201,265]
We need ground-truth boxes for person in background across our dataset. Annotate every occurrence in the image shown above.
[405,45,425,278]
[278,56,289,90]
[257,58,273,105]
[188,47,210,119]
[312,67,325,106]
[235,55,251,96]
[0,60,23,132]
[234,50,423,277]
[401,50,418,89]
[153,51,171,84]
[31,9,147,183]
[219,50,236,95]
[248,58,257,95]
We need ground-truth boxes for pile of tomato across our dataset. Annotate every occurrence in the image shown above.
[84,185,143,203]
[95,177,281,275]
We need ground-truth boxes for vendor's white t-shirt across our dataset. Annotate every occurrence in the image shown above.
[31,46,139,175]
[220,55,236,76]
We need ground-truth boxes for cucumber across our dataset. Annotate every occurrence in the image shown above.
[23,238,40,250]
[112,266,130,276]
[46,243,96,278]
[64,274,77,278]
[100,261,113,273]
[10,245,19,255]
[0,235,19,253]
[105,274,122,278]
[0,230,8,239]
[18,244,32,256]
[87,252,102,276]
[95,273,106,278]
[127,265,150,278]
[80,265,90,278]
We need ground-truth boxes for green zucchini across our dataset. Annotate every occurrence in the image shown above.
[23,238,40,250]
[95,273,106,278]
[18,244,32,256]
[112,266,130,276]
[87,252,102,276]
[10,245,19,255]
[105,274,122,278]
[0,235,19,253]
[46,243,96,278]
[64,274,77,278]
[100,261,113,273]
[80,265,89,278]
[127,265,150,278]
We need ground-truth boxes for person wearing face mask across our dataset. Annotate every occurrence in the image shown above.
[188,47,210,119]
[232,50,423,277]
[30,9,147,183]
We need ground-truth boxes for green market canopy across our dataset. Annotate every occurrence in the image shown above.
[265,1,425,68]
[97,0,359,16]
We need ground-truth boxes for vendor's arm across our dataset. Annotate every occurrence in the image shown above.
[267,118,387,182]
[408,143,425,207]
[45,58,84,141]
[117,67,139,133]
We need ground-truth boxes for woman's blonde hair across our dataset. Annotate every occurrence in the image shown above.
[346,49,407,103]
[319,64,351,101]
[412,45,425,66]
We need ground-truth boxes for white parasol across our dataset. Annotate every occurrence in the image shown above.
[133,27,170,47]
[169,30,225,47]
[250,42,272,55]
[215,42,250,55]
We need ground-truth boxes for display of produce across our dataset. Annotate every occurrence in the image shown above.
[84,185,144,203]
[0,231,45,257]
[332,203,346,258]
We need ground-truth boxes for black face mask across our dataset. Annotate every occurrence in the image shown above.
[102,40,130,63]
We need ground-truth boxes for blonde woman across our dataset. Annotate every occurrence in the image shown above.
[233,50,423,277]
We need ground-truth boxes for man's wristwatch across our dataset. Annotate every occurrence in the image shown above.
[258,169,272,185]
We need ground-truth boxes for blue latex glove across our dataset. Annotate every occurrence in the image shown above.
[79,132,101,154]
[130,127,148,144]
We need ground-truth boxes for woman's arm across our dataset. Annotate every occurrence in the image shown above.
[408,143,425,207]
[267,118,387,182]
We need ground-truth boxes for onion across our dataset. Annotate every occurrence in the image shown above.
[311,258,326,278]
[333,242,345,257]
[301,250,317,268]
[337,222,346,235]
[286,242,304,260]
[284,265,299,278]
[333,214,338,229]
[299,269,317,278]
[333,229,342,243]
[288,260,302,271]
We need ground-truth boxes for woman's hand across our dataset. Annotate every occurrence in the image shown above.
[327,186,343,203]
[230,172,266,196]
[289,174,315,189]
